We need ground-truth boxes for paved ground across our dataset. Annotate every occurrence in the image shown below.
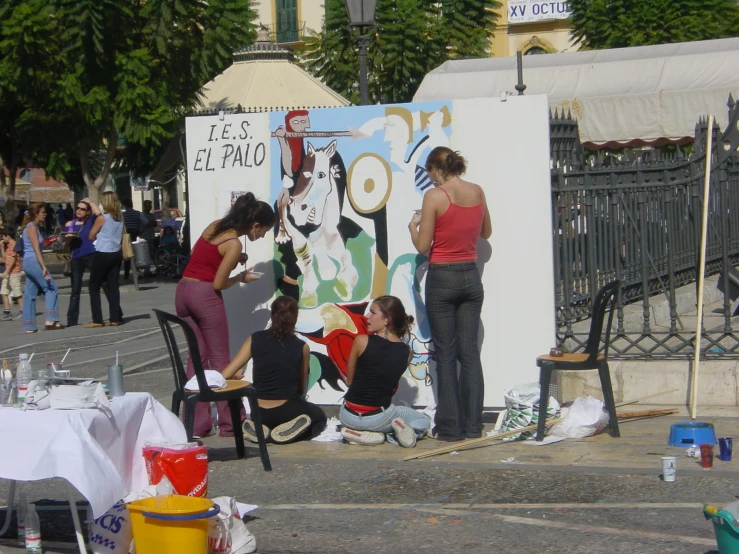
[0,271,735,553]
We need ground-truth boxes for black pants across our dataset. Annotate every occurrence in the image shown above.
[89,251,122,324]
[258,398,327,443]
[123,232,139,279]
[68,254,122,326]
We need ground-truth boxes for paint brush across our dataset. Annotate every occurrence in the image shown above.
[61,348,71,365]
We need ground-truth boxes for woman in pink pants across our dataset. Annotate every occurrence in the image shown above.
[175,193,275,437]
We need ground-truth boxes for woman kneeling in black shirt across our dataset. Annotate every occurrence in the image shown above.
[222,296,327,443]
[339,295,432,448]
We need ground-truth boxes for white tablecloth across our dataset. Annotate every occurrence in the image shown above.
[0,392,187,517]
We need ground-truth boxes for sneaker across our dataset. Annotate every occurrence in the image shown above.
[242,418,271,443]
[341,428,385,446]
[271,415,311,444]
[0,313,11,321]
[391,418,417,448]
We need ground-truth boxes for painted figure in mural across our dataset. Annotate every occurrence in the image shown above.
[338,295,432,447]
[409,147,492,442]
[175,193,275,438]
[221,296,327,444]
[273,112,362,307]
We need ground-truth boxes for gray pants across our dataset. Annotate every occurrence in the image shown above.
[425,262,484,440]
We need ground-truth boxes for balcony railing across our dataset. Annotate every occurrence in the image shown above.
[270,21,309,44]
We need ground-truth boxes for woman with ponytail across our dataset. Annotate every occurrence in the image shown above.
[221,296,327,444]
[408,147,492,442]
[175,192,276,438]
[338,295,431,448]
[21,203,64,333]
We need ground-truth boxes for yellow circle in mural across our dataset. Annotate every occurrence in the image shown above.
[347,153,392,214]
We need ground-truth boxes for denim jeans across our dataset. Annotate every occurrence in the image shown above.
[339,405,431,440]
[22,257,60,331]
[425,262,484,440]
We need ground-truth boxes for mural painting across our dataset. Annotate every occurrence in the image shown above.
[186,96,555,407]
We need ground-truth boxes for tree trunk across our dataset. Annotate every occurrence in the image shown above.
[80,129,119,205]
[0,151,19,230]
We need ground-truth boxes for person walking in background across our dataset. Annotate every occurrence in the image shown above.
[56,204,68,230]
[222,296,327,444]
[21,204,64,333]
[409,147,492,442]
[141,200,158,261]
[121,197,146,280]
[0,229,24,320]
[44,203,56,236]
[175,192,275,438]
[338,296,431,448]
[64,203,74,223]
[85,192,124,328]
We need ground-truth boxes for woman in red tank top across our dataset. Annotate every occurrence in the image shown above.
[408,147,492,442]
[175,192,275,438]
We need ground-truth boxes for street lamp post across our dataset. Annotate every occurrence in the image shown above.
[344,0,377,106]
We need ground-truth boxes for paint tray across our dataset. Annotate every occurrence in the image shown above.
[668,422,717,447]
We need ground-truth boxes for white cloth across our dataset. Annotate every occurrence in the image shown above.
[49,380,109,410]
[185,370,227,391]
[0,392,187,517]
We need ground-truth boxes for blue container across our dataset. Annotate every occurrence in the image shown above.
[668,422,717,447]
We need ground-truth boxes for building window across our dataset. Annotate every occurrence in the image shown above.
[276,0,298,43]
[524,46,548,55]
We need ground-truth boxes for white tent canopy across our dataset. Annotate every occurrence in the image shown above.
[414,38,739,147]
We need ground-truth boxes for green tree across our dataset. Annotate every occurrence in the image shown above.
[569,0,739,50]
[0,0,258,217]
[300,0,500,105]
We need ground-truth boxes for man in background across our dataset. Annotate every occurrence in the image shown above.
[141,200,158,260]
[121,197,147,280]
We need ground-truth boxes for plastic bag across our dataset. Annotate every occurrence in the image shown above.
[142,441,208,497]
[548,396,609,438]
[87,500,133,554]
[208,497,256,554]
[501,382,560,440]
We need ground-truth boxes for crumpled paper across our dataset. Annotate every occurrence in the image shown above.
[311,417,343,442]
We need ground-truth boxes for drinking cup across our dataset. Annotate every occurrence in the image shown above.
[661,456,676,482]
[718,437,733,461]
[699,443,714,468]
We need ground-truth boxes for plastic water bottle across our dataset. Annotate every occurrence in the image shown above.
[17,492,27,546]
[16,354,32,406]
[24,503,41,552]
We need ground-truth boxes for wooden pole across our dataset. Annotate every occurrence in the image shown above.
[690,115,714,420]
[405,390,681,462]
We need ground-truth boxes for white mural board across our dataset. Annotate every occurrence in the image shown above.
[185,95,554,407]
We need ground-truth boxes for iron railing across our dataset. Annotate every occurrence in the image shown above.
[551,96,739,358]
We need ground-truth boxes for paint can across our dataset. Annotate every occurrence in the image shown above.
[661,456,677,482]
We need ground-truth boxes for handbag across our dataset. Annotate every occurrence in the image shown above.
[121,232,134,260]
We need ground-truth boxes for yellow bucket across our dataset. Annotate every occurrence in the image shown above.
[127,495,219,554]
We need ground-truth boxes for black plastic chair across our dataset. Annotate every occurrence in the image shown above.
[535,280,621,441]
[153,309,271,471]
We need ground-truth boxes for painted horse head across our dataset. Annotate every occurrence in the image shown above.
[289,140,337,227]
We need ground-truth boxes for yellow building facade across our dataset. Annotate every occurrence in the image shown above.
[253,0,325,44]
[491,0,576,57]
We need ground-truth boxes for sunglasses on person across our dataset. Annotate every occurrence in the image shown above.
[76,206,88,211]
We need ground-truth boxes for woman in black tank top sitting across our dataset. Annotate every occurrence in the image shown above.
[339,296,431,448]
[222,296,327,443]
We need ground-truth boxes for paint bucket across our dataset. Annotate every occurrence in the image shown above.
[127,495,218,554]
[705,505,739,554]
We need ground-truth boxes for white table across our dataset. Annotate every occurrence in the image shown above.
[0,392,187,552]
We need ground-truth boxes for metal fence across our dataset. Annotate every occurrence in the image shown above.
[551,96,739,358]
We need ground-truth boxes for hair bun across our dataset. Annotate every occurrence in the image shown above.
[405,314,415,325]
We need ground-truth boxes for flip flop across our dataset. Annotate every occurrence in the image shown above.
[45,322,66,331]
